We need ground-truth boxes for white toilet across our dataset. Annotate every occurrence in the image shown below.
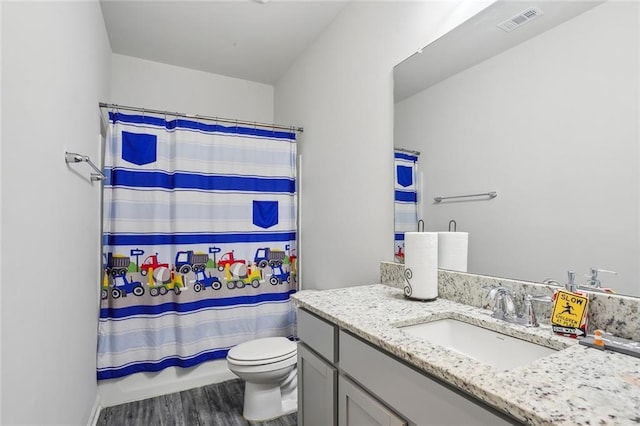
[226,336,298,421]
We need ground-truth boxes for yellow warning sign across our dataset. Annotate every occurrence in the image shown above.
[551,290,589,329]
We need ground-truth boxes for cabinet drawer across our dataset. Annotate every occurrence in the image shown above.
[339,330,518,425]
[297,308,337,363]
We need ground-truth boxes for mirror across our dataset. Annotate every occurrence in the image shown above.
[393,0,640,296]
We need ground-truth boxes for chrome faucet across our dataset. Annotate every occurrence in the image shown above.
[585,268,617,289]
[543,270,578,291]
[486,286,517,321]
[486,286,551,327]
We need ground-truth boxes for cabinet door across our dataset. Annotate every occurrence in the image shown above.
[298,343,337,426]
[339,375,407,426]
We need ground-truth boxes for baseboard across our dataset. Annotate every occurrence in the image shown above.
[98,359,236,407]
[87,395,102,426]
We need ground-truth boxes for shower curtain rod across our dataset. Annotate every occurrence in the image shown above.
[99,102,304,133]
[395,147,421,156]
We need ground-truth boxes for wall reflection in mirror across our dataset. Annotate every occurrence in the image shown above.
[393,0,639,296]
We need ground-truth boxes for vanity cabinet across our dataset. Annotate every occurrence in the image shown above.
[338,375,406,426]
[297,309,338,426]
[339,330,516,425]
[297,308,519,426]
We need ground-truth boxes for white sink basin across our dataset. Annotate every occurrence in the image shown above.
[399,318,557,370]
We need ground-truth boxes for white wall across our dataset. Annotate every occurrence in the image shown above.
[0,2,4,422]
[1,1,111,424]
[111,53,274,122]
[98,53,275,407]
[275,1,491,290]
[101,2,491,403]
[395,2,640,295]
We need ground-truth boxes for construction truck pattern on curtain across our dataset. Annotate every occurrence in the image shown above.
[394,150,419,263]
[97,112,297,380]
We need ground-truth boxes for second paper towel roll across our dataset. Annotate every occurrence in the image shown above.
[438,232,469,272]
[403,232,438,300]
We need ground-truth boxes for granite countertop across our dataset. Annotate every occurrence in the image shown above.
[292,284,640,426]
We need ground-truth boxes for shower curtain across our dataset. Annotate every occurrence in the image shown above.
[394,150,419,263]
[97,111,298,380]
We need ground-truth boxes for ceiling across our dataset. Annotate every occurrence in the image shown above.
[394,0,602,102]
[100,0,349,85]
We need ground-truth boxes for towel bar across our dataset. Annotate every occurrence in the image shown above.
[434,191,497,203]
[65,152,106,182]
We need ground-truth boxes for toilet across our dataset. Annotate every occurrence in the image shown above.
[226,336,298,421]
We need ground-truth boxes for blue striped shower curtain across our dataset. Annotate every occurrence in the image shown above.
[394,151,419,263]
[97,112,297,380]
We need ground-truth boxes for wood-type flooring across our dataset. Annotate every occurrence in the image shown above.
[97,379,297,426]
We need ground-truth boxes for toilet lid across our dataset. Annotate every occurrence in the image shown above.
[227,337,297,365]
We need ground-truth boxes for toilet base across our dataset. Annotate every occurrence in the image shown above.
[242,381,298,422]
[281,393,297,416]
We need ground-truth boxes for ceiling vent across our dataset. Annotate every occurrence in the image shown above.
[497,7,543,32]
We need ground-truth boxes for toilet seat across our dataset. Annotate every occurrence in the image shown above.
[227,337,297,366]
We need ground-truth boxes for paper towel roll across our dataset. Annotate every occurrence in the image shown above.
[403,232,438,300]
[438,232,469,272]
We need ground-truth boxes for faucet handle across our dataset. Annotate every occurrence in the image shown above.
[528,294,552,303]
[522,295,538,327]
[521,294,552,327]
[585,268,618,288]
[591,268,617,275]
